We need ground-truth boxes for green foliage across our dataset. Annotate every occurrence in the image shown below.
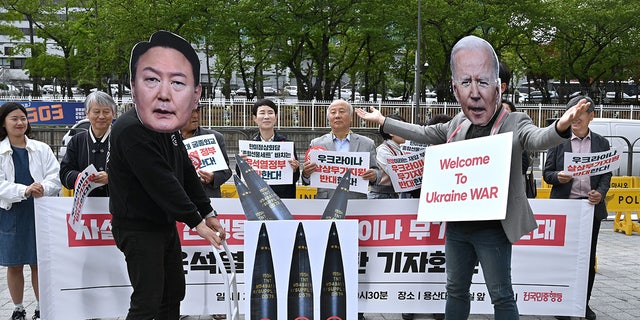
[0,0,639,102]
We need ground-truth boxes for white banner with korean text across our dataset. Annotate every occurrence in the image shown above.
[563,147,622,177]
[35,198,591,319]
[68,164,103,232]
[387,150,425,192]
[238,140,294,185]
[400,140,428,154]
[183,134,229,173]
[308,150,370,194]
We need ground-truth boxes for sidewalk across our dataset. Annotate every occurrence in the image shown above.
[2,220,637,319]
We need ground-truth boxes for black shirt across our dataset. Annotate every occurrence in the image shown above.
[108,108,213,230]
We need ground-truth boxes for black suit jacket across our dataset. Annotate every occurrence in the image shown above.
[543,131,612,220]
[251,131,300,199]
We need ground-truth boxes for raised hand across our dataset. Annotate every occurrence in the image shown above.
[355,106,386,125]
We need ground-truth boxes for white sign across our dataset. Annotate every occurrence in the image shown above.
[68,164,104,232]
[183,134,229,173]
[400,140,428,154]
[244,220,358,319]
[34,197,591,319]
[418,133,512,222]
[308,150,370,194]
[238,140,294,185]
[387,151,425,192]
[563,147,622,177]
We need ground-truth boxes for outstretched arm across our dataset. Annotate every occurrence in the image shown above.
[355,106,386,125]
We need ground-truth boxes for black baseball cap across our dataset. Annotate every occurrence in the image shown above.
[129,30,200,86]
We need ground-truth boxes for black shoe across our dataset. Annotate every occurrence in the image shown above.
[554,317,570,320]
[10,310,26,320]
[402,313,414,320]
[585,305,596,320]
[433,313,445,320]
[31,310,39,320]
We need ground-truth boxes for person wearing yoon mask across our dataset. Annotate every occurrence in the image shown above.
[356,35,591,319]
[107,30,225,319]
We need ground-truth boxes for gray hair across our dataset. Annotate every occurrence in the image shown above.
[326,99,353,118]
[84,91,117,113]
[450,36,499,81]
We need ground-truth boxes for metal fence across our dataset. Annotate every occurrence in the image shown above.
[5,93,637,129]
[23,97,640,167]
[195,99,639,130]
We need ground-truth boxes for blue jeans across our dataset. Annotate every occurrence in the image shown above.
[444,222,518,320]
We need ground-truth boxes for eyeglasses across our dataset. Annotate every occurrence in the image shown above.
[453,78,498,89]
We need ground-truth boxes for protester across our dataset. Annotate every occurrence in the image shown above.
[543,95,610,320]
[238,98,300,198]
[401,113,452,320]
[180,104,232,198]
[301,99,378,320]
[1,102,61,320]
[301,99,379,200]
[355,35,590,319]
[369,114,408,199]
[59,91,115,196]
[107,30,225,319]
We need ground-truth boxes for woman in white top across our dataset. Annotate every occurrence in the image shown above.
[0,102,61,320]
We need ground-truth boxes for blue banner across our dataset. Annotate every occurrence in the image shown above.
[1,101,85,125]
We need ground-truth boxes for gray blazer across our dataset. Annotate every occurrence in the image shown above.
[303,132,380,199]
[383,111,569,243]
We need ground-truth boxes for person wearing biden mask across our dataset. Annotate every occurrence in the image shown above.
[356,35,591,319]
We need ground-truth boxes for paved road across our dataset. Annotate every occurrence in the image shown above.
[2,220,638,319]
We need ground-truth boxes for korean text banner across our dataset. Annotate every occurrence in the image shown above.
[183,134,229,173]
[34,198,592,319]
[238,140,295,185]
[308,149,370,194]
[2,101,86,125]
[563,147,622,177]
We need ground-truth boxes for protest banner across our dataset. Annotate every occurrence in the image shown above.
[564,147,622,177]
[417,133,512,222]
[387,150,425,192]
[400,140,428,154]
[35,197,591,319]
[238,140,294,185]
[308,149,370,194]
[183,134,229,173]
[68,164,104,232]
[3,101,86,125]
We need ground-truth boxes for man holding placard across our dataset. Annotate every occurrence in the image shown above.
[356,35,591,319]
[302,99,379,200]
[543,95,611,320]
[180,104,231,198]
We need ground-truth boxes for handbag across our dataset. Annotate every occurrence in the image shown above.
[525,166,537,199]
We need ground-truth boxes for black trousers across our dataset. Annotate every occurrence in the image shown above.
[113,224,186,320]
